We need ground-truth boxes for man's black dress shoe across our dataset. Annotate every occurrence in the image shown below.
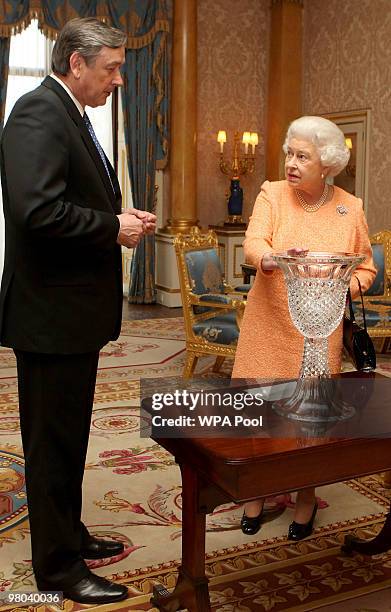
[342,507,391,555]
[342,533,391,556]
[241,507,264,536]
[288,503,318,541]
[81,535,124,559]
[40,574,128,605]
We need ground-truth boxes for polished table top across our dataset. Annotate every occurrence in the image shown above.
[143,372,391,501]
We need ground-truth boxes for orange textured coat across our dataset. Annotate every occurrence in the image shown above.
[232,181,376,379]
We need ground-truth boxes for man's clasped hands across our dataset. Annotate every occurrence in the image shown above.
[117,207,157,248]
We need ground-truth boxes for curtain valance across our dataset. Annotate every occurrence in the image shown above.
[0,1,169,48]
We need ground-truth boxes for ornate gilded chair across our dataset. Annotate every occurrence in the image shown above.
[353,230,391,352]
[174,227,247,378]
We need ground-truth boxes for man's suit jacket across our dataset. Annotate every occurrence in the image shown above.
[0,76,123,354]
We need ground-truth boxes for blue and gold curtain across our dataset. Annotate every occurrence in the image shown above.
[0,0,170,303]
[115,1,169,304]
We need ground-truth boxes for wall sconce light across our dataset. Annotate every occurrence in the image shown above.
[217,130,259,225]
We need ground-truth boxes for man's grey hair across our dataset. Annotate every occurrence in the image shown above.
[52,17,127,76]
[283,115,350,177]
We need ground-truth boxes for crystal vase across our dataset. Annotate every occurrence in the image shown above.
[272,252,365,422]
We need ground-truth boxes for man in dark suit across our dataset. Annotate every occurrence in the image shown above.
[0,17,156,605]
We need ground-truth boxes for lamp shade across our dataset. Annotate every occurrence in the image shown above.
[217,130,227,143]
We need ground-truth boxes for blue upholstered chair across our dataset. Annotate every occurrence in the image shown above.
[174,227,248,378]
[353,230,391,352]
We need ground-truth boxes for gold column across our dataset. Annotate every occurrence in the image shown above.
[164,0,198,233]
[266,0,303,181]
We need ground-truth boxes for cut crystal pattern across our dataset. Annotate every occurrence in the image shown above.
[300,337,329,378]
[271,252,365,422]
[287,278,347,340]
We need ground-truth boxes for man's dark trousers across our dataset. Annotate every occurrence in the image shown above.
[15,350,100,588]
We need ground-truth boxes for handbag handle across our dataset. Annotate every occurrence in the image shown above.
[347,277,367,332]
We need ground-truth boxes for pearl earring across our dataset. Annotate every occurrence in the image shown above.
[321,173,324,179]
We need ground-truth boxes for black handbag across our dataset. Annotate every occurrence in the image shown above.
[343,278,376,371]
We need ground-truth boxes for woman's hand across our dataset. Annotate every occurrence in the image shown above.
[261,252,278,271]
[286,247,309,257]
[261,247,309,271]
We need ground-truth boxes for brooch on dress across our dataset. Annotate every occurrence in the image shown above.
[336,205,348,215]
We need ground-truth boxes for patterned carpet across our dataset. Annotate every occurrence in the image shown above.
[1,318,391,611]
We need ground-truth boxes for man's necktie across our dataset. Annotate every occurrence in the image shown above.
[83,112,114,193]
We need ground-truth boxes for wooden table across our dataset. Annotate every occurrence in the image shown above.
[147,373,391,611]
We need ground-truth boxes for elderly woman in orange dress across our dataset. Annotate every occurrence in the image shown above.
[232,115,376,540]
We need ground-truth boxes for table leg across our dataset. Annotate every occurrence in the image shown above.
[151,463,211,612]
[342,504,391,555]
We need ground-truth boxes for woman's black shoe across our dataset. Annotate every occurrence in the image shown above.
[241,507,264,536]
[288,503,318,541]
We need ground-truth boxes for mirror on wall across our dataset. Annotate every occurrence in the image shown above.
[323,110,370,214]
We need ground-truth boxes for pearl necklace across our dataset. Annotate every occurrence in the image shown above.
[295,183,329,213]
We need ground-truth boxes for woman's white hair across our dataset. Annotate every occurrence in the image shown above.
[282,116,350,177]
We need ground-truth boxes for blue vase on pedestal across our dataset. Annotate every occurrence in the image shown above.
[227,178,243,223]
